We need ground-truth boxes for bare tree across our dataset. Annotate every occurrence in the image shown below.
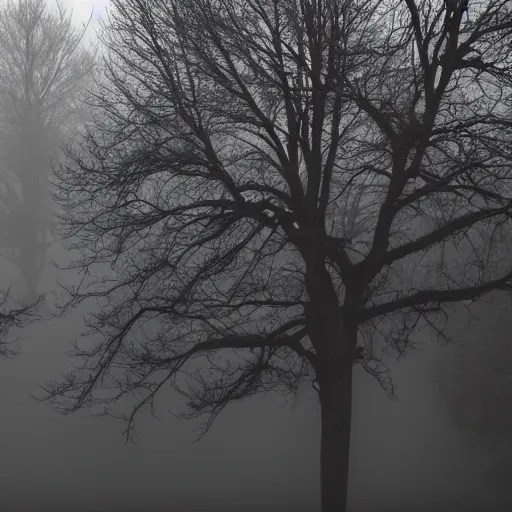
[41,1,512,510]
[0,0,96,302]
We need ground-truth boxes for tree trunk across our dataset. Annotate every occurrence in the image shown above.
[19,244,41,303]
[301,248,357,511]
[318,357,354,512]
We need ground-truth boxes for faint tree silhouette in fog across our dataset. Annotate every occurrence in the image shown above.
[41,1,512,511]
[431,292,512,498]
[0,0,96,302]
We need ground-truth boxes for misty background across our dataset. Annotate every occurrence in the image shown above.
[0,248,501,512]
[0,300,499,511]
[0,1,509,511]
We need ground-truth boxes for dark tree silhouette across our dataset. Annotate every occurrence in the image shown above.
[41,1,512,510]
[0,0,96,302]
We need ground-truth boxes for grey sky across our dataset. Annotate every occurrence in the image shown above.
[56,0,108,26]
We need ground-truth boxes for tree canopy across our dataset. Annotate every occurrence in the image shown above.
[41,1,512,510]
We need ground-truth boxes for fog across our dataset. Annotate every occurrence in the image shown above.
[0,276,502,511]
[0,0,510,511]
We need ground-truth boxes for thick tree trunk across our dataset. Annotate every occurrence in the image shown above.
[301,246,358,511]
[318,357,354,512]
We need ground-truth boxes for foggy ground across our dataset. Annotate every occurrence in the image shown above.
[0,265,505,511]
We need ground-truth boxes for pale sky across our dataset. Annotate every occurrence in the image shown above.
[56,0,109,27]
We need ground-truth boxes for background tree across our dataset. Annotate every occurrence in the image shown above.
[0,0,96,302]
[430,291,512,497]
[41,1,512,511]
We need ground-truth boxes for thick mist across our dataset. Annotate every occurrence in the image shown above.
[0,1,510,511]
[0,267,501,511]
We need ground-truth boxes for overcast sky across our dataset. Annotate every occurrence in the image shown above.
[58,0,109,27]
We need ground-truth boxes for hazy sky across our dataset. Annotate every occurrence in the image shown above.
[57,0,109,26]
